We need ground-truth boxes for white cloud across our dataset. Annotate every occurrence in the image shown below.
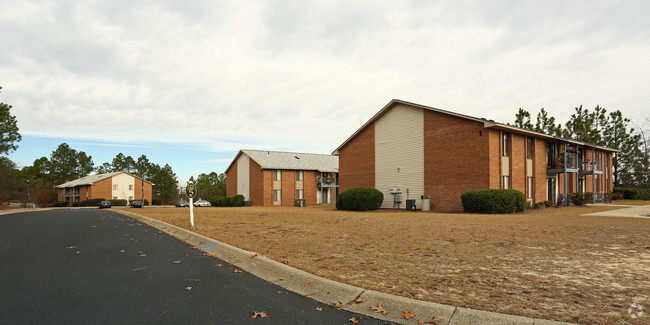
[1,0,649,156]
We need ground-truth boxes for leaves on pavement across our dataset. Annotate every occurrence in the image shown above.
[354,297,367,304]
[370,304,389,315]
[315,307,322,312]
[403,310,416,320]
[251,311,269,319]
[418,316,439,324]
[66,246,77,249]
[251,253,259,258]
[333,301,342,308]
[348,316,361,323]
[185,286,192,291]
[216,264,223,267]
[234,269,242,273]
[173,260,181,264]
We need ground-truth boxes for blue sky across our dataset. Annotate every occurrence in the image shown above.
[2,1,649,185]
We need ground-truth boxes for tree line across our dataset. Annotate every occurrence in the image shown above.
[512,105,649,189]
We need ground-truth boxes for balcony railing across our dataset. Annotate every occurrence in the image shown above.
[579,157,602,172]
[548,152,578,170]
[317,177,338,187]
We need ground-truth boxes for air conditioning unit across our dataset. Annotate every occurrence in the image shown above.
[389,186,403,194]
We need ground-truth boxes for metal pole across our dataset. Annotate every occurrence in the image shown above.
[141,158,145,207]
[26,179,30,207]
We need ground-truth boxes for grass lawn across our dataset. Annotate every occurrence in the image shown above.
[131,203,650,324]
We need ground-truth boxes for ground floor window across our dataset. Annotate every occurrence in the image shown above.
[273,190,281,203]
[296,189,303,200]
[547,178,556,202]
[113,196,118,200]
[527,177,533,199]
[502,176,510,189]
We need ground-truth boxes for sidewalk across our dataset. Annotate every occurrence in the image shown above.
[115,209,571,325]
[583,204,650,218]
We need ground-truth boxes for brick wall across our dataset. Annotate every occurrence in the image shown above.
[510,133,526,193]
[534,138,547,203]
[93,177,113,200]
[248,160,264,206]
[338,124,375,192]
[262,169,273,206]
[133,178,153,203]
[281,169,296,206]
[304,170,318,205]
[488,129,501,188]
[424,110,490,211]
[226,162,237,197]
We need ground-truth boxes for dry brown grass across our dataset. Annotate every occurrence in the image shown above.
[131,203,650,324]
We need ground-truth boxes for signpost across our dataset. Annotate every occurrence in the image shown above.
[186,182,197,228]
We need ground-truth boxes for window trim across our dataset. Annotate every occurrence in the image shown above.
[296,189,304,200]
[296,170,303,181]
[527,177,533,199]
[113,184,118,190]
[273,189,281,202]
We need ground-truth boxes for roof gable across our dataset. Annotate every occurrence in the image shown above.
[226,150,339,173]
[56,171,153,188]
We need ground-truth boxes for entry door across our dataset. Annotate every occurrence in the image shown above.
[547,178,556,202]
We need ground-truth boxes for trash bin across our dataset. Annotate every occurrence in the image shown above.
[406,199,416,211]
[421,199,430,211]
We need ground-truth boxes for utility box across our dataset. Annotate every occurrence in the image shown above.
[394,194,402,203]
[406,199,416,211]
[421,199,430,211]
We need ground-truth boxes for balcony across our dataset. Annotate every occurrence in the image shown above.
[547,151,578,173]
[579,157,603,175]
[317,176,338,188]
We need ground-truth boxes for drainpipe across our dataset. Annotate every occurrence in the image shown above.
[592,149,596,203]
[563,143,568,206]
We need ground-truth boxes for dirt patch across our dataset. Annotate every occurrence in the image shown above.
[131,204,650,324]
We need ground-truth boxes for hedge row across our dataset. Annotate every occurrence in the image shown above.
[335,187,383,211]
[461,189,526,214]
[613,188,644,200]
[211,194,245,207]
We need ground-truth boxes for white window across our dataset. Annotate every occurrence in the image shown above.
[296,189,304,200]
[273,190,281,202]
[527,177,533,199]
[113,196,118,200]
[113,184,118,190]
[129,185,133,190]
[129,196,133,200]
[296,170,303,181]
[502,132,510,157]
[273,170,281,181]
[503,176,510,189]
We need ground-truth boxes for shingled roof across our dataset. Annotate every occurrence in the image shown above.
[226,149,338,173]
[55,171,152,188]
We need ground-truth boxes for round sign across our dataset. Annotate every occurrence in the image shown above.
[186,183,197,199]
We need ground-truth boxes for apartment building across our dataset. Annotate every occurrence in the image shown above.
[225,150,339,206]
[56,171,153,204]
[332,99,615,211]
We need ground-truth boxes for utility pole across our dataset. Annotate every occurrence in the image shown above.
[140,157,146,207]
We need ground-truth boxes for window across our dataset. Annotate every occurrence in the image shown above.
[527,137,534,159]
[527,177,533,199]
[502,132,510,157]
[113,196,118,200]
[113,184,118,190]
[296,189,304,200]
[296,170,303,181]
[273,190,281,202]
[129,184,133,191]
[273,170,281,181]
[129,196,133,201]
[503,176,510,189]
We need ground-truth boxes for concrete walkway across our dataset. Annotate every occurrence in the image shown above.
[114,210,570,325]
[583,204,650,218]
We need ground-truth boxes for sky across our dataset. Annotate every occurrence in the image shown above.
[1,0,649,184]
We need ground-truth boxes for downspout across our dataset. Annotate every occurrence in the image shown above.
[563,143,568,206]
[592,149,596,203]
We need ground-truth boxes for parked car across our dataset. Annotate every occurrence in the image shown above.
[99,201,112,209]
[131,201,143,208]
[175,199,190,207]
[193,199,211,207]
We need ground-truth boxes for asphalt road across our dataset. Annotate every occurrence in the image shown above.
[0,209,389,324]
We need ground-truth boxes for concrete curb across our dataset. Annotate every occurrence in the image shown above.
[115,210,572,325]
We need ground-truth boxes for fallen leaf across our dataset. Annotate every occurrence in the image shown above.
[403,310,416,320]
[386,280,396,285]
[488,279,501,285]
[408,274,418,278]
[354,297,367,304]
[140,254,147,257]
[370,304,389,315]
[76,251,80,254]
[66,246,76,249]
[120,250,126,253]
[282,259,291,264]
[333,301,342,308]
[315,307,322,312]
[418,316,439,324]
[303,282,311,287]
[251,311,269,319]
[234,269,242,273]
[251,253,259,258]
[185,287,192,291]
[349,316,360,323]
[540,279,551,284]
[216,264,223,267]
[173,261,181,264]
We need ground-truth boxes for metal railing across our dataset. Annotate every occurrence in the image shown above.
[548,151,578,169]
[579,157,602,172]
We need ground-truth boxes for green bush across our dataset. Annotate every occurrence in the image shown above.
[461,189,526,214]
[614,188,643,200]
[152,199,162,205]
[77,198,105,207]
[543,200,553,207]
[110,199,128,206]
[608,191,623,200]
[532,201,545,209]
[335,187,383,211]
[50,201,68,207]
[571,192,593,206]
[210,195,244,207]
[231,194,245,207]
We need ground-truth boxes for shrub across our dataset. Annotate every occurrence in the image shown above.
[608,191,623,200]
[110,199,128,206]
[231,194,245,207]
[571,192,592,206]
[50,201,68,207]
[614,187,643,200]
[335,187,383,211]
[152,199,162,205]
[77,198,105,207]
[543,200,553,208]
[461,189,526,214]
[532,201,545,209]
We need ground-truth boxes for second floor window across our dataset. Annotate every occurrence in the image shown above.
[527,137,534,159]
[502,132,510,157]
[113,184,118,190]
[273,170,281,181]
[296,170,303,181]
[129,184,133,190]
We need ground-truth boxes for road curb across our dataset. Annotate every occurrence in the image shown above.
[115,210,572,325]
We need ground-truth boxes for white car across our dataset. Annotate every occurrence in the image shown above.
[193,199,211,207]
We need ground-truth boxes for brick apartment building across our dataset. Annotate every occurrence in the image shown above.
[225,150,338,206]
[56,171,153,204]
[332,99,615,211]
